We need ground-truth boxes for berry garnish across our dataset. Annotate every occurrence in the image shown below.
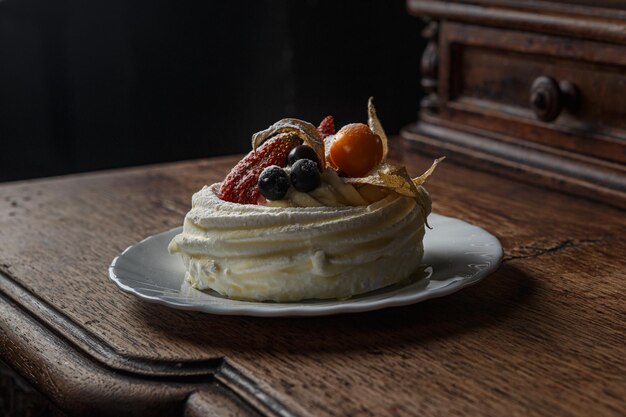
[329,123,383,177]
[317,115,335,138]
[286,145,321,171]
[258,166,290,201]
[290,159,321,192]
[219,134,300,204]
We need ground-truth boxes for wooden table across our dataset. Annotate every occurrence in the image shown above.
[0,141,624,416]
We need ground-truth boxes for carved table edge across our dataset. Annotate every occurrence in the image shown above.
[0,271,297,417]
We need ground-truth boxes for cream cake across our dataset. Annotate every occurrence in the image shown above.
[169,98,442,301]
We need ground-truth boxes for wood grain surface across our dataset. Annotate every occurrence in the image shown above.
[0,139,624,416]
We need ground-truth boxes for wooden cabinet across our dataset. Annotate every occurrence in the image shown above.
[403,0,626,209]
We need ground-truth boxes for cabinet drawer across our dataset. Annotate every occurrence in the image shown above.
[438,22,626,164]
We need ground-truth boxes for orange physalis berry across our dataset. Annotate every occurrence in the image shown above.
[328,123,383,177]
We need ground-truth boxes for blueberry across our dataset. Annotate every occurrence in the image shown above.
[290,159,321,192]
[286,145,321,171]
[258,166,290,200]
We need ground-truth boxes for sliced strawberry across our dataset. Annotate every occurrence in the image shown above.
[219,134,301,204]
[317,115,335,138]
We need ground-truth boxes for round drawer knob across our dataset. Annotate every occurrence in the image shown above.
[530,76,580,122]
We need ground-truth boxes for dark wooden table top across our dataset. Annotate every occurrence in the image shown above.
[0,140,624,417]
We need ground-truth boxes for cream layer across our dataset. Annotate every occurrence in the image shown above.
[168,183,430,301]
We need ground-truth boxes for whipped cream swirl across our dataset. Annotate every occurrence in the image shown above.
[169,183,431,301]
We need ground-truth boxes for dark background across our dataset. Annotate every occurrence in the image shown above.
[0,0,425,183]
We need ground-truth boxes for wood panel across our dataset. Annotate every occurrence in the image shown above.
[403,120,626,211]
[464,0,626,16]
[0,140,624,416]
[407,0,626,44]
[441,22,626,163]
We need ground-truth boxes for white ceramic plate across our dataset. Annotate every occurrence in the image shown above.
[109,214,502,317]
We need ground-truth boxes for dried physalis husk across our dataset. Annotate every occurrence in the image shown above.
[379,166,421,197]
[251,118,325,165]
[367,97,389,161]
[346,158,443,196]
[345,158,444,225]
[412,157,445,187]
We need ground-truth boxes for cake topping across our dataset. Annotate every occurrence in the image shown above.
[220,97,442,208]
[317,115,335,138]
[219,133,300,204]
[290,159,321,192]
[258,165,290,201]
[367,96,389,161]
[251,118,325,168]
[287,145,322,171]
[328,123,384,177]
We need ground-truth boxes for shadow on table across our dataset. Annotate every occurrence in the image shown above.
[134,262,540,353]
